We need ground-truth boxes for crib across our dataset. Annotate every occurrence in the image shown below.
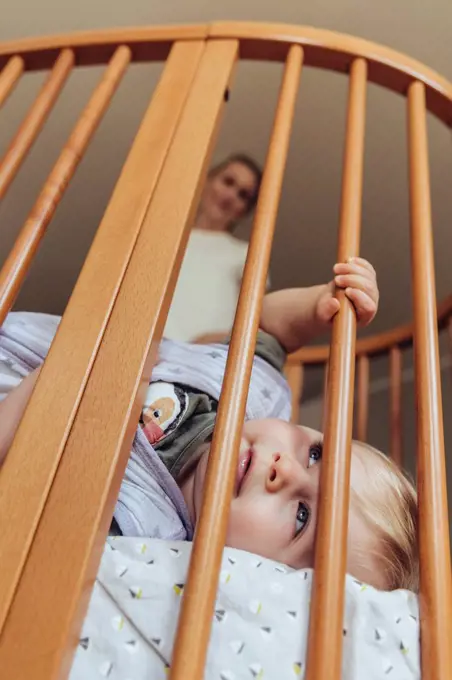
[0,21,451,680]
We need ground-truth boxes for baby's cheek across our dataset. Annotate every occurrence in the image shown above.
[226,498,294,557]
[226,503,260,547]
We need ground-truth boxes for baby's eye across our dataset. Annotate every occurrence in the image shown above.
[295,502,310,536]
[308,441,323,468]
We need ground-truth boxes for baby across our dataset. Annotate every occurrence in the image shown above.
[181,423,417,591]
[0,258,418,592]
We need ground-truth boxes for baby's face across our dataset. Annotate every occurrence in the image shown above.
[184,419,385,587]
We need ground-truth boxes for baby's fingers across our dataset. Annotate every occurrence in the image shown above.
[344,287,377,325]
[348,257,376,276]
[334,273,378,302]
[333,260,376,280]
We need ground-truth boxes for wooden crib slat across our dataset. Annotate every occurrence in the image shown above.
[306,57,367,680]
[407,80,452,679]
[170,44,303,680]
[321,358,330,431]
[0,56,24,108]
[389,346,403,465]
[0,39,236,680]
[0,49,74,200]
[355,353,369,440]
[0,40,204,640]
[0,46,130,325]
[285,362,304,423]
[448,316,452,384]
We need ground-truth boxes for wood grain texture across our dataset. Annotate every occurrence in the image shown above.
[0,21,451,123]
[0,49,74,200]
[389,346,403,465]
[0,46,131,323]
[355,353,369,441]
[305,57,367,680]
[448,316,452,385]
[285,362,304,423]
[170,44,303,680]
[0,40,204,642]
[407,80,452,680]
[0,24,207,71]
[0,56,24,108]
[321,359,330,432]
[209,22,452,124]
[0,39,234,680]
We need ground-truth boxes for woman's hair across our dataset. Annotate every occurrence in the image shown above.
[352,442,419,592]
[209,153,263,216]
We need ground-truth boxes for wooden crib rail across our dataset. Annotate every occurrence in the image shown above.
[0,21,451,319]
[0,22,451,121]
[289,293,452,364]
[0,25,208,70]
[293,300,452,467]
[355,353,370,441]
[0,46,131,323]
[197,293,452,362]
[0,49,74,200]
[0,37,235,679]
[197,298,452,471]
[407,79,451,677]
[0,22,451,680]
[306,56,367,680]
[171,44,303,680]
[285,362,304,422]
[0,56,24,107]
[389,345,403,464]
[0,35,207,640]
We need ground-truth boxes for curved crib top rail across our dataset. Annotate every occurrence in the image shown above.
[0,21,452,124]
[0,22,451,680]
[291,292,452,364]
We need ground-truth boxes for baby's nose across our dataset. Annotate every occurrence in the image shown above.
[266,453,300,493]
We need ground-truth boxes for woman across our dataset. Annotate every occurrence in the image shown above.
[164,154,263,342]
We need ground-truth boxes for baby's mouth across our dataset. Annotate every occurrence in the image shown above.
[236,447,253,496]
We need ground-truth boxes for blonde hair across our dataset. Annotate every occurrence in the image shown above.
[351,441,419,592]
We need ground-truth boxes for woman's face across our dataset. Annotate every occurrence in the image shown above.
[200,161,258,230]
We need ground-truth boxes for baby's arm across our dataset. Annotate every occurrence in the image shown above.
[0,368,40,466]
[260,258,379,353]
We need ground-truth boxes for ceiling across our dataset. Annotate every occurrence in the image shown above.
[1,1,451,398]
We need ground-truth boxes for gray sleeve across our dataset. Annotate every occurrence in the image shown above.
[254,330,286,373]
[219,330,287,374]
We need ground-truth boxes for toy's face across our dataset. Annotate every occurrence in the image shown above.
[140,381,188,445]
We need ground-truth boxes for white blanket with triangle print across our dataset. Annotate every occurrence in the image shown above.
[70,537,420,680]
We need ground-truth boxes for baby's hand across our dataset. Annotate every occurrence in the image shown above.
[316,257,379,326]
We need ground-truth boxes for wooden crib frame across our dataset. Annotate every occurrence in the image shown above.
[0,22,451,680]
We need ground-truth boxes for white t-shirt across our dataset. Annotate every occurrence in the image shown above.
[164,230,249,342]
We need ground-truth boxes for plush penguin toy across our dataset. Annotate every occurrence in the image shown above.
[140,381,188,445]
